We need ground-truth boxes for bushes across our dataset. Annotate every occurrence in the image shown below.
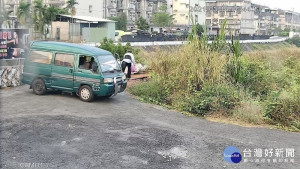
[264,91,300,130]
[231,59,272,96]
[174,84,240,116]
[99,38,139,60]
[128,80,169,105]
[287,36,300,47]
[128,22,300,130]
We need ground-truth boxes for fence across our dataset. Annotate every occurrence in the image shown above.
[0,58,25,88]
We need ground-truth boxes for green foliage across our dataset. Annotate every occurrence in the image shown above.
[99,38,138,60]
[152,6,173,28]
[136,17,150,31]
[66,0,78,16]
[194,24,204,37]
[128,20,300,131]
[210,20,227,52]
[129,80,169,105]
[44,6,60,24]
[110,13,127,31]
[17,1,31,25]
[264,91,300,130]
[33,0,47,33]
[0,5,13,28]
[288,36,300,47]
[175,84,240,116]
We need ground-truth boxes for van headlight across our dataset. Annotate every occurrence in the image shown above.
[122,75,126,81]
[103,78,114,83]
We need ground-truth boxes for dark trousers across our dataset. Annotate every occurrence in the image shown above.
[122,62,131,78]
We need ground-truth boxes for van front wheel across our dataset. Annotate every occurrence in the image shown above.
[79,85,94,102]
[32,78,46,95]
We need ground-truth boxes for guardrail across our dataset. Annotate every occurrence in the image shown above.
[84,37,289,47]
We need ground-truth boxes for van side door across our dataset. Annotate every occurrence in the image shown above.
[51,53,75,90]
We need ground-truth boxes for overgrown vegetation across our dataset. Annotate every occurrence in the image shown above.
[136,17,150,31]
[99,38,140,60]
[288,36,300,47]
[129,22,300,131]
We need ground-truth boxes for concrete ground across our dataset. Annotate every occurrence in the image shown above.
[0,85,300,169]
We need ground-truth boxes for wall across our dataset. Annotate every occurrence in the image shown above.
[82,22,115,43]
[52,21,70,41]
[76,0,104,18]
[0,58,24,88]
[190,0,206,25]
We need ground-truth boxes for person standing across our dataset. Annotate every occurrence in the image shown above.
[122,51,135,79]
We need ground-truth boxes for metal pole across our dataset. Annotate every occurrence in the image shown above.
[104,0,107,19]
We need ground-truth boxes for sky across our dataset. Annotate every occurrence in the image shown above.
[252,0,300,12]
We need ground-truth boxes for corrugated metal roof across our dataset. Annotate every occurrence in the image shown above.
[59,15,117,23]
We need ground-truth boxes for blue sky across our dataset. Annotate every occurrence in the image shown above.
[252,0,300,12]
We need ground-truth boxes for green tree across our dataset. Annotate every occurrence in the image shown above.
[44,6,60,37]
[66,0,78,21]
[136,17,150,31]
[33,0,47,34]
[152,6,173,28]
[17,0,31,26]
[100,37,137,60]
[194,23,204,37]
[44,6,59,24]
[17,1,31,25]
[110,13,127,31]
[0,7,13,28]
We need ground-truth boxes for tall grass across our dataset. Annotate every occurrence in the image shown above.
[129,24,300,130]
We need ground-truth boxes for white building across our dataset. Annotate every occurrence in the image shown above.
[166,0,206,27]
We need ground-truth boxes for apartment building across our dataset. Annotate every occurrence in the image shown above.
[166,0,205,27]
[279,10,300,31]
[252,4,280,35]
[76,0,166,25]
[205,0,255,36]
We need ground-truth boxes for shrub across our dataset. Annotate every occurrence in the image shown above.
[234,59,273,97]
[264,91,300,130]
[287,36,300,47]
[99,38,139,60]
[128,80,169,105]
[232,99,264,125]
[174,84,240,116]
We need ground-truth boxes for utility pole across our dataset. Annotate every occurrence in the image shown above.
[188,0,191,31]
[104,0,107,19]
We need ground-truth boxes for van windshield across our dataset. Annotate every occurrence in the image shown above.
[97,55,121,73]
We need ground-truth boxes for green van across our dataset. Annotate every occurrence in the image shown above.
[22,41,127,102]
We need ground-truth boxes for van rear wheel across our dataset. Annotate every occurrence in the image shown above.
[79,85,94,102]
[32,78,46,95]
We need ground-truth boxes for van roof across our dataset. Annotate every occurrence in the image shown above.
[31,41,111,56]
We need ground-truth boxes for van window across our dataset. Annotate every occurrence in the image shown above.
[29,50,52,64]
[97,55,121,73]
[55,53,74,67]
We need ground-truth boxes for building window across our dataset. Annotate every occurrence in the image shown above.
[220,11,225,17]
[89,5,92,13]
[55,53,74,67]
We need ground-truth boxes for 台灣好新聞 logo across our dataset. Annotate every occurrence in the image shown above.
[224,146,242,163]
